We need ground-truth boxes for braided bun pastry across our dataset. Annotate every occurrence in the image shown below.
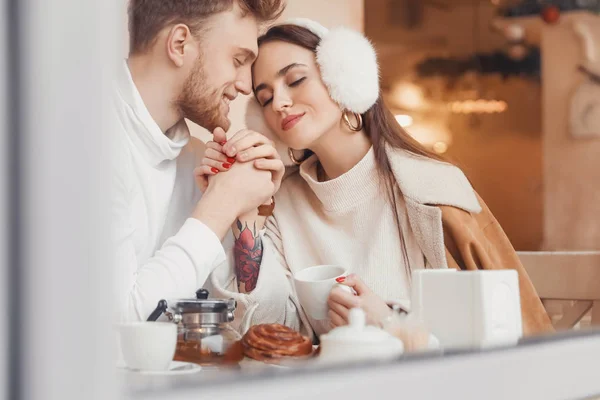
[242,324,313,363]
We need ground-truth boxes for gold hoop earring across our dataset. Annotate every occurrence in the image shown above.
[342,110,363,132]
[288,148,306,165]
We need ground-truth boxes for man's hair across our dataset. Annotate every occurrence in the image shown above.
[128,0,285,54]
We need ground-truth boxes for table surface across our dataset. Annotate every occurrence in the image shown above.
[121,328,600,400]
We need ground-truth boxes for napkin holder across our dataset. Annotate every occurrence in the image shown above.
[411,269,523,349]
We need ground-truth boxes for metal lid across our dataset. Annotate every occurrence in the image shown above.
[169,289,236,315]
[146,290,237,323]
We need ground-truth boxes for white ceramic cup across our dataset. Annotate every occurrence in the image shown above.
[294,265,353,320]
[118,321,177,371]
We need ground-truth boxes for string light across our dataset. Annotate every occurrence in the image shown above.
[433,141,449,154]
[395,114,414,127]
[448,99,508,114]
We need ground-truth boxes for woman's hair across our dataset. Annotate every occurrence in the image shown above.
[256,25,445,198]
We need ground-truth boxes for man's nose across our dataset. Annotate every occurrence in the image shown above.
[235,67,252,95]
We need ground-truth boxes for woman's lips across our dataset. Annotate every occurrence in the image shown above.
[281,113,305,131]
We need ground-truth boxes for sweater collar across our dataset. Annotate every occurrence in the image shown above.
[296,144,481,214]
[299,147,381,212]
[115,60,189,166]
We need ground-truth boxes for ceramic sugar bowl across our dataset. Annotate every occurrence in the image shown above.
[317,308,404,365]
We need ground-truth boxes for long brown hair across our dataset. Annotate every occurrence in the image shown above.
[256,25,445,197]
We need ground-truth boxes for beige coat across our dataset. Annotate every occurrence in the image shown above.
[386,147,553,335]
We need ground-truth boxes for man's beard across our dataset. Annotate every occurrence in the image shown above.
[175,58,231,132]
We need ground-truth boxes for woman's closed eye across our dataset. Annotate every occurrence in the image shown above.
[289,77,306,87]
[260,97,273,107]
[259,77,306,107]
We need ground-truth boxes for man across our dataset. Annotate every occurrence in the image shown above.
[111,0,285,321]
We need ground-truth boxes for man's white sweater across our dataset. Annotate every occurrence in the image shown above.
[110,62,229,322]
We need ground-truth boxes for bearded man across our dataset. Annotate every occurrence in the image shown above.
[111,0,285,321]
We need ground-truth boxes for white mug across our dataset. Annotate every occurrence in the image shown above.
[294,264,353,320]
[117,321,177,371]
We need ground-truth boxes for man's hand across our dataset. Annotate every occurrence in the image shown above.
[209,160,275,214]
[192,158,275,240]
[194,127,285,194]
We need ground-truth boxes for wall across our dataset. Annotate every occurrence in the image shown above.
[366,1,544,250]
[542,13,600,250]
[445,78,543,250]
[190,0,365,142]
[367,3,600,250]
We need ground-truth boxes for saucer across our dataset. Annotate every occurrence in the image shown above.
[119,361,202,375]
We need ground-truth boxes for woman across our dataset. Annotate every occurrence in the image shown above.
[201,19,553,339]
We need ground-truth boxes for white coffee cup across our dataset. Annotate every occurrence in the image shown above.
[117,321,177,371]
[294,264,354,320]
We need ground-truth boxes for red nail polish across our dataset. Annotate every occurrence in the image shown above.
[336,277,345,283]
[211,167,219,173]
[226,157,236,164]
[223,163,231,169]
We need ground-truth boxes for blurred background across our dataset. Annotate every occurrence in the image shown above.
[368,0,600,254]
[1,0,599,399]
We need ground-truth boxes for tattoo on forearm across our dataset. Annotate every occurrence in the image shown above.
[234,220,263,292]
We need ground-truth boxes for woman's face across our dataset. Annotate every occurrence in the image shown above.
[252,41,342,150]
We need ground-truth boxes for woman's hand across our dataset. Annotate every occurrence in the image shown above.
[194,127,230,192]
[194,127,285,195]
[384,314,434,353]
[327,274,393,328]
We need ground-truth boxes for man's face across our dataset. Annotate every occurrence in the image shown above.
[176,5,259,132]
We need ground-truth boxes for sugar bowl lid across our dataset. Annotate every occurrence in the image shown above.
[318,308,404,364]
[322,308,397,343]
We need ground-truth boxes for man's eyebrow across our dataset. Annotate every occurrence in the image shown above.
[254,63,307,93]
[239,47,257,62]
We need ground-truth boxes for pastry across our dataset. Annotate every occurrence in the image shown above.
[242,324,313,363]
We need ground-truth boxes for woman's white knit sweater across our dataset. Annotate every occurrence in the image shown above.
[208,147,425,337]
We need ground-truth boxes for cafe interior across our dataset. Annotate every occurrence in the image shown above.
[3,0,600,399]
